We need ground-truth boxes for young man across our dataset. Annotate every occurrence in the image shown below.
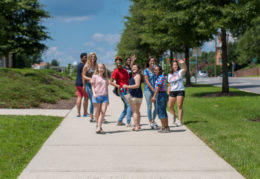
[75,53,88,117]
[110,56,132,126]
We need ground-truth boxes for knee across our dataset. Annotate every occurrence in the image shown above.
[177,104,182,110]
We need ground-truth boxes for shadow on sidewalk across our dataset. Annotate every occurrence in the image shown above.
[106,130,131,134]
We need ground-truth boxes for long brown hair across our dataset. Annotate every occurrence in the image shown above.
[170,61,180,74]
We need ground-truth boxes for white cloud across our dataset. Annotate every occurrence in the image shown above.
[202,40,215,52]
[93,33,121,45]
[43,46,75,66]
[98,50,117,65]
[56,16,91,23]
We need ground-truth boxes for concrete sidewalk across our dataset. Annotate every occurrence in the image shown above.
[18,86,244,179]
[0,109,70,117]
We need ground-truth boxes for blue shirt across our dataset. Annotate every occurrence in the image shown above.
[75,63,84,86]
[143,68,156,92]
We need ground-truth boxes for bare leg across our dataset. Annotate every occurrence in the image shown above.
[83,97,88,115]
[177,96,184,122]
[98,102,108,130]
[76,96,82,116]
[136,102,142,128]
[168,97,177,118]
[130,102,138,130]
[94,103,101,128]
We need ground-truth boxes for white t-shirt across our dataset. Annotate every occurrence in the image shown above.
[91,74,109,96]
[168,69,185,91]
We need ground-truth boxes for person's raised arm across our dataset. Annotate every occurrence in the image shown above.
[179,59,187,76]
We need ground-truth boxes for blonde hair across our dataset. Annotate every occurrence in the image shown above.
[86,52,97,67]
[94,63,107,78]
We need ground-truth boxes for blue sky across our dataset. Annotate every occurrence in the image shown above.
[39,0,130,66]
[39,0,216,67]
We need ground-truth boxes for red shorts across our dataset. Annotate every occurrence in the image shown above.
[76,86,88,98]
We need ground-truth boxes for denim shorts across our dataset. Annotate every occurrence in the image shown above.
[92,95,109,104]
[156,92,168,119]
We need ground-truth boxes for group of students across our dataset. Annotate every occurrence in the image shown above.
[75,52,187,134]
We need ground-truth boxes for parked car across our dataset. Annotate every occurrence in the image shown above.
[197,70,208,78]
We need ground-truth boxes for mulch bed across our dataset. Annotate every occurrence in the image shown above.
[38,97,77,109]
[201,92,239,97]
[251,118,260,122]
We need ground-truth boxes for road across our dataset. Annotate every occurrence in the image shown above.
[193,77,260,94]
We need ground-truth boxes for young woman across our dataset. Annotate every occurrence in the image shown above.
[91,63,109,134]
[143,56,158,129]
[123,64,143,131]
[152,66,169,133]
[82,52,97,122]
[167,59,187,126]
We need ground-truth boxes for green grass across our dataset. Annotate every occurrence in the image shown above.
[0,68,76,108]
[181,85,260,179]
[0,115,63,179]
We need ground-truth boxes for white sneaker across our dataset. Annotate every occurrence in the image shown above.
[176,120,182,127]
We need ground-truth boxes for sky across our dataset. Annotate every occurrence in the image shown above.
[39,0,131,66]
[39,0,216,67]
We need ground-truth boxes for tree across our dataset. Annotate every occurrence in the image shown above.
[0,0,50,67]
[236,17,260,66]
[51,59,59,66]
[202,0,260,93]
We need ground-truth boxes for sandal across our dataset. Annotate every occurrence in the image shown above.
[96,127,105,134]
[132,128,139,131]
[90,118,96,122]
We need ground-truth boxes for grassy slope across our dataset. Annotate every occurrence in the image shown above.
[0,115,63,179]
[183,85,260,179]
[0,68,76,108]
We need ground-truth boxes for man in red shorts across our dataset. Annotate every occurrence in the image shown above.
[75,53,88,117]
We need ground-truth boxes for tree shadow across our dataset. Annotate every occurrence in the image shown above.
[191,91,259,97]
[184,120,208,125]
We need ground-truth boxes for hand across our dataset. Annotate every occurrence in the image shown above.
[151,88,155,92]
[152,97,156,102]
[93,94,97,99]
[178,59,185,64]
[123,84,128,88]
[83,86,86,92]
[130,54,136,62]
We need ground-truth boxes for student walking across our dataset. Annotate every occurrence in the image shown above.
[91,63,109,134]
[152,66,169,133]
[123,64,143,131]
[110,56,132,126]
[82,52,97,122]
[167,59,187,126]
[75,53,88,117]
[144,56,158,129]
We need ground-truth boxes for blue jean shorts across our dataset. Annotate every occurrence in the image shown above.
[92,95,109,104]
[156,92,168,119]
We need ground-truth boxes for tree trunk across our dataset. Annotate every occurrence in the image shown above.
[221,28,229,94]
[185,46,191,86]
[5,54,9,68]
[170,49,173,65]
[12,53,16,68]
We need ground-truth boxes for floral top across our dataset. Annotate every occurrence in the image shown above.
[155,74,167,92]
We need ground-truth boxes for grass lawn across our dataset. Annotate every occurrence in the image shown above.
[182,85,260,179]
[0,68,76,108]
[0,115,63,179]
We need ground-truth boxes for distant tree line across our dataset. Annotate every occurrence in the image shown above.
[0,0,50,68]
[117,0,260,93]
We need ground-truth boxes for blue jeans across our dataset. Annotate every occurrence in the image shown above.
[118,91,132,124]
[156,92,168,119]
[85,82,94,114]
[144,90,157,122]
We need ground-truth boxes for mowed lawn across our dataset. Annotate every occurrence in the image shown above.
[0,115,63,179]
[182,85,260,179]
